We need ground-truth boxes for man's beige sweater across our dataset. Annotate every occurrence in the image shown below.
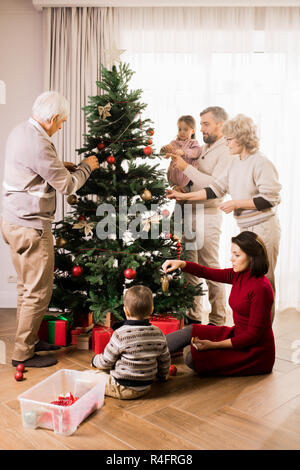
[183,136,231,213]
[2,119,91,230]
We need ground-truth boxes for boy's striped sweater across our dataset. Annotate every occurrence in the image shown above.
[92,319,171,388]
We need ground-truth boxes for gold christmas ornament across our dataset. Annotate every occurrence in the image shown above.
[73,221,95,238]
[56,237,67,248]
[141,189,152,201]
[141,213,162,232]
[98,103,111,120]
[161,275,169,292]
[67,194,78,205]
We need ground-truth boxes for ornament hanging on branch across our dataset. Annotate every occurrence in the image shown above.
[124,268,136,280]
[177,241,181,260]
[143,146,153,156]
[67,194,78,205]
[147,129,154,136]
[141,189,152,201]
[56,237,67,248]
[161,275,169,292]
[107,155,116,165]
[97,142,105,150]
[98,103,111,120]
[141,213,162,232]
[73,220,94,237]
[72,266,83,277]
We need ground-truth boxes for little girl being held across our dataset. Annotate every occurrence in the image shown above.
[161,115,202,188]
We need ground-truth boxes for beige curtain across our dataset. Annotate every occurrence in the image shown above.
[42,6,115,219]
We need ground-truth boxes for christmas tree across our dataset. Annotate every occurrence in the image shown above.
[50,62,203,325]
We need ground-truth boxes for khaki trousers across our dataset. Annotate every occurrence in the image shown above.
[184,210,227,325]
[1,218,54,361]
[94,371,151,400]
[241,215,281,322]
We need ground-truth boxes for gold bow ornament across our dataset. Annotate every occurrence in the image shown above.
[98,103,111,120]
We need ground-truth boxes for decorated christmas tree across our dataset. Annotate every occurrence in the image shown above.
[50,62,203,325]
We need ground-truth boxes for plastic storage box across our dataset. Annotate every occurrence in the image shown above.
[18,369,105,436]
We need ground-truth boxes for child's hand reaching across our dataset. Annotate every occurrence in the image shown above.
[161,144,174,157]
[163,144,174,153]
[174,149,185,157]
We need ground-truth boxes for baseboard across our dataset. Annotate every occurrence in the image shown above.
[0,291,17,308]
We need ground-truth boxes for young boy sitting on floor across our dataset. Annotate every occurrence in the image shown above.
[91,285,171,400]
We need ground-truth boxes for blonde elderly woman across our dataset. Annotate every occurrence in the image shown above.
[167,114,281,321]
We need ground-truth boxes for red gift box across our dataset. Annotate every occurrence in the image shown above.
[92,326,114,354]
[150,315,184,357]
[149,315,184,335]
[38,314,71,346]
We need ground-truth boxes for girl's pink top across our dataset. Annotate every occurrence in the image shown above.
[161,139,202,187]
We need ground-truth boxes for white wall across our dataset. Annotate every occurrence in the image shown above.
[0,0,43,307]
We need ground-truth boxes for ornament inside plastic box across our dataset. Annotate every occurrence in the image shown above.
[18,369,106,436]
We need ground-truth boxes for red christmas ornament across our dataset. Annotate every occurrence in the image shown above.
[124,268,136,280]
[148,139,153,145]
[51,392,79,407]
[14,371,23,381]
[143,146,153,156]
[16,364,25,372]
[72,266,83,277]
[147,129,154,136]
[177,241,181,260]
[169,365,177,376]
[107,155,116,164]
[97,142,105,150]
[78,215,86,221]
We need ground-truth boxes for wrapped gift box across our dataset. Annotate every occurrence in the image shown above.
[149,315,184,357]
[149,315,184,335]
[38,314,72,347]
[71,325,94,345]
[92,326,114,354]
[76,332,93,350]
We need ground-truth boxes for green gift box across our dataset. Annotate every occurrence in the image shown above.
[38,314,72,346]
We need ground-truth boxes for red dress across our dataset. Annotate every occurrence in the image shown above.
[183,262,275,376]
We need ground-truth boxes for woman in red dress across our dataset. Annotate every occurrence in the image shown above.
[162,231,275,376]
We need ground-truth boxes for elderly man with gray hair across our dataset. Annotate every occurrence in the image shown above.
[167,106,231,326]
[1,91,99,368]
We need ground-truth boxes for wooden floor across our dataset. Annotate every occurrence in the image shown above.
[1,308,300,450]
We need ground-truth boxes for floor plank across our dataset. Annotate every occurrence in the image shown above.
[146,406,258,450]
[90,406,199,450]
[1,307,300,449]
[231,367,300,418]
[0,403,68,450]
[202,405,300,450]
